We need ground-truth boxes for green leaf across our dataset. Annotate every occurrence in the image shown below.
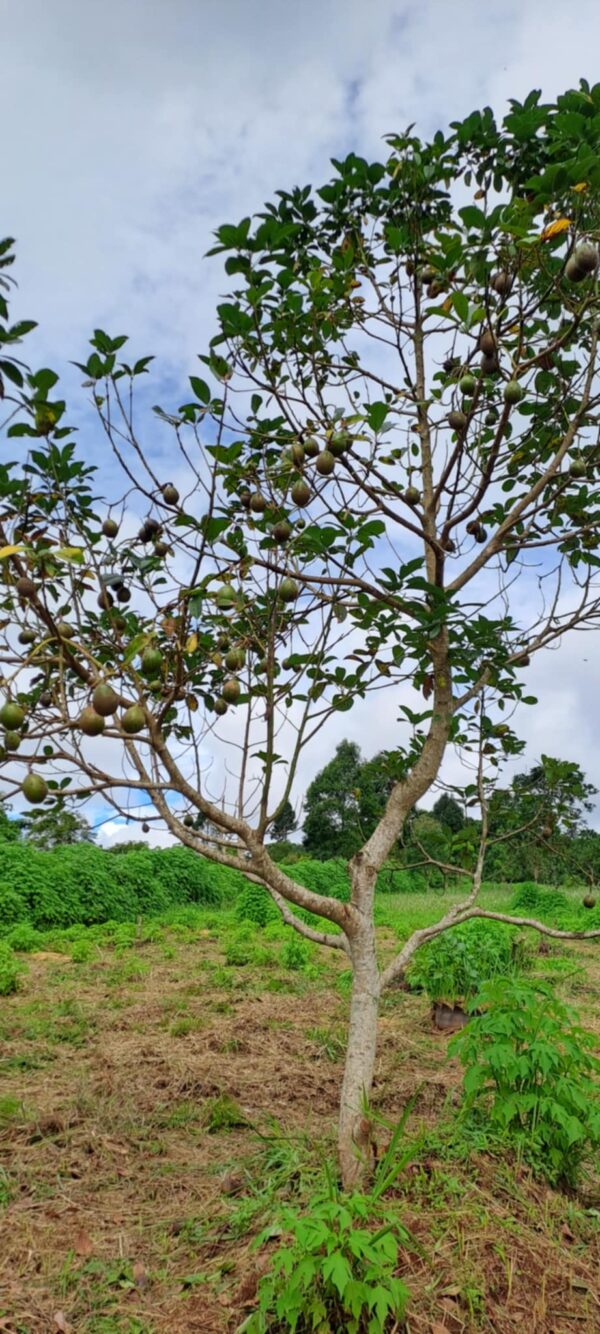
[189,376,211,404]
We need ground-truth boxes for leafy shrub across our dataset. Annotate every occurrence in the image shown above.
[375,865,428,894]
[0,883,28,928]
[281,933,312,970]
[235,883,278,927]
[451,978,600,1187]
[5,922,43,953]
[510,882,571,917]
[407,919,530,1003]
[242,1192,409,1333]
[288,858,350,903]
[225,929,257,967]
[0,943,24,995]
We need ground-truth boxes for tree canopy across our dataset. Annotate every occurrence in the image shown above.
[3,82,600,1183]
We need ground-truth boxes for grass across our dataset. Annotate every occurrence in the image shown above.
[0,884,598,1332]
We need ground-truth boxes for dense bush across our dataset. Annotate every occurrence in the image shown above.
[0,843,243,932]
[235,883,278,927]
[287,858,350,902]
[511,881,600,931]
[452,979,600,1187]
[407,919,531,1003]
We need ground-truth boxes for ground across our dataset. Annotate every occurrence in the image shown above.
[0,888,599,1333]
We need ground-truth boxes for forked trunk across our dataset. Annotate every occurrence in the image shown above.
[338,937,381,1189]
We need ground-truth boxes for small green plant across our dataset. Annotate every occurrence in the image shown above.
[225,929,257,967]
[70,938,96,963]
[5,923,42,953]
[407,919,530,1003]
[451,978,600,1187]
[241,1188,409,1333]
[204,1092,250,1133]
[0,942,25,995]
[281,933,312,971]
[235,883,278,927]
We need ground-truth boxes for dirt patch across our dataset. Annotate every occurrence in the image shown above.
[0,932,599,1333]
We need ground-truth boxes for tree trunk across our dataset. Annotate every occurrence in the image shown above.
[338,936,381,1189]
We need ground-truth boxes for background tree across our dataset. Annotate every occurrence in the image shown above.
[302,741,363,858]
[432,793,465,833]
[270,798,297,843]
[20,805,94,850]
[3,85,600,1185]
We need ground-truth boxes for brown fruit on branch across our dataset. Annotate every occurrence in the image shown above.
[403,486,421,505]
[479,328,497,357]
[102,517,119,539]
[115,585,131,603]
[97,589,114,611]
[250,492,267,514]
[583,894,597,909]
[213,697,228,716]
[303,436,320,458]
[183,814,195,828]
[492,270,512,296]
[18,628,36,645]
[161,483,180,505]
[447,410,468,431]
[272,520,292,544]
[16,576,37,599]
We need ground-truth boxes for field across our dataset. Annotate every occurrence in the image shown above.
[0,885,599,1334]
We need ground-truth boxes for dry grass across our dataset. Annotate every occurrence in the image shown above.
[0,921,598,1333]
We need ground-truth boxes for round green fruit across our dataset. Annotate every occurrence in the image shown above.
[279,577,299,603]
[22,772,48,804]
[183,814,195,828]
[18,628,36,646]
[221,677,241,704]
[459,374,477,397]
[250,491,267,514]
[102,517,119,539]
[485,409,499,425]
[141,647,162,677]
[272,520,292,544]
[79,707,105,737]
[121,705,145,734]
[154,540,170,558]
[4,731,21,751]
[56,620,75,639]
[290,442,305,466]
[569,458,586,479]
[291,480,311,507]
[215,586,236,611]
[92,684,119,716]
[39,691,52,708]
[97,589,114,611]
[583,894,597,909]
[161,483,180,505]
[504,380,524,405]
[447,410,468,431]
[224,648,245,672]
[0,701,25,730]
[329,429,351,456]
[303,436,320,458]
[316,450,335,476]
[403,486,421,506]
[213,697,228,717]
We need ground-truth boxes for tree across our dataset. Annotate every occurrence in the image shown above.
[432,793,465,834]
[302,741,363,858]
[2,83,600,1185]
[21,805,94,850]
[486,755,597,882]
[270,798,297,842]
[0,804,20,843]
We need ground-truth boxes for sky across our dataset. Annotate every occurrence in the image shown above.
[3,0,600,842]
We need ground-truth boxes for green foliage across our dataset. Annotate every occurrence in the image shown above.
[235,882,278,927]
[281,933,312,970]
[21,804,93,849]
[302,743,395,860]
[432,794,465,833]
[288,858,350,902]
[5,922,43,952]
[452,979,600,1187]
[0,843,241,934]
[242,1189,409,1334]
[0,942,24,995]
[408,919,531,1003]
[270,799,298,842]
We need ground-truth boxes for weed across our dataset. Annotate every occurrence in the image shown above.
[0,941,25,994]
[170,1016,205,1037]
[307,1026,346,1061]
[204,1093,250,1133]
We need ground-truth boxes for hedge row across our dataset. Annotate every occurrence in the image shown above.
[0,843,249,931]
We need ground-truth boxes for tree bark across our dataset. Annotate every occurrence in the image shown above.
[338,930,381,1189]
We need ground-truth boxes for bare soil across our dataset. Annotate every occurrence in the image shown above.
[0,928,599,1333]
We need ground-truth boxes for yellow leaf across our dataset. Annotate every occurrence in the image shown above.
[0,544,25,559]
[540,217,571,241]
[572,181,588,194]
[55,546,85,564]
[185,632,199,654]
[442,296,453,314]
